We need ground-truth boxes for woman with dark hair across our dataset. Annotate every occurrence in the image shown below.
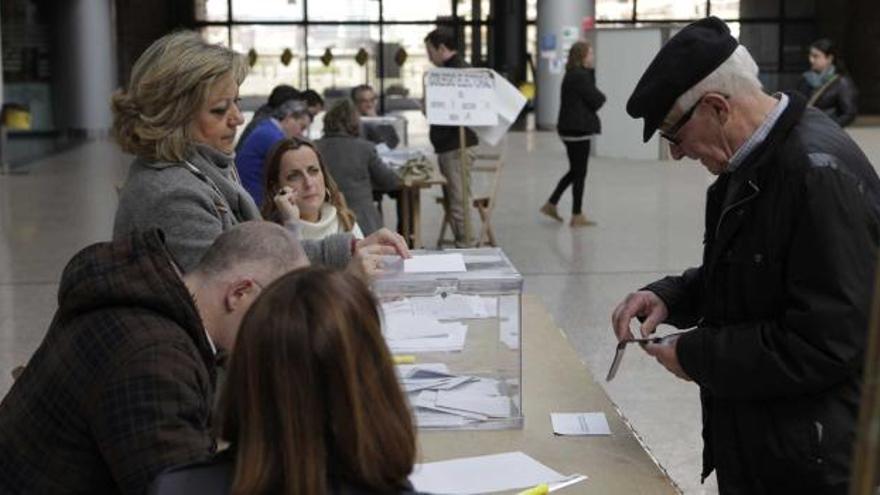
[796,38,858,127]
[540,40,605,227]
[316,99,401,236]
[149,267,425,495]
[262,137,365,240]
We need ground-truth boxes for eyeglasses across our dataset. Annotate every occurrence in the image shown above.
[658,97,702,146]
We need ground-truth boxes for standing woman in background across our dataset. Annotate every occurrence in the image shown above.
[540,40,605,227]
[796,38,858,127]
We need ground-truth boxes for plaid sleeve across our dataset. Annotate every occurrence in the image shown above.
[89,341,216,495]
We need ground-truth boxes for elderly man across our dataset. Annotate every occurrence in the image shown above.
[0,222,308,495]
[613,17,880,493]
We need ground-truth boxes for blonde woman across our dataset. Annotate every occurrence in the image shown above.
[261,137,365,241]
[112,31,407,272]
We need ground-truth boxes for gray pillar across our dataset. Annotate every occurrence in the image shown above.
[54,0,116,136]
[536,0,594,130]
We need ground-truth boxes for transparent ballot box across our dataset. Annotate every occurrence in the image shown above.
[373,248,523,430]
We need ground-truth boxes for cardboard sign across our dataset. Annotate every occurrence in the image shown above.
[425,69,498,127]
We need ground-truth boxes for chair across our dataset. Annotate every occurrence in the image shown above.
[436,150,503,248]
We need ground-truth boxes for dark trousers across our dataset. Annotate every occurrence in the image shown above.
[549,139,591,215]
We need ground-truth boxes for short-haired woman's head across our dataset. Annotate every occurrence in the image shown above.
[261,137,356,230]
[322,99,361,137]
[112,31,248,162]
[220,266,416,494]
[566,40,593,71]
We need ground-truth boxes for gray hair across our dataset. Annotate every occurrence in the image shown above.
[193,221,307,281]
[271,99,310,121]
[672,44,763,116]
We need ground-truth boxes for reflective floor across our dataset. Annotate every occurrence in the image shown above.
[2,124,878,494]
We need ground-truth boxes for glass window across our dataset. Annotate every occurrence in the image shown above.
[462,0,491,21]
[194,0,228,21]
[201,26,230,48]
[708,0,740,19]
[596,0,634,22]
[230,0,304,21]
[736,23,779,73]
[733,0,779,18]
[308,0,378,21]
[782,22,817,72]
[784,0,815,17]
[635,0,707,20]
[232,26,305,96]
[381,24,438,100]
[382,0,451,21]
[306,25,380,101]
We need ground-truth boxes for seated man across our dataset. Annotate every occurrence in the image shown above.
[352,84,401,149]
[0,221,308,495]
[235,84,300,153]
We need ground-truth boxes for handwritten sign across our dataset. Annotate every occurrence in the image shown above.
[425,69,498,126]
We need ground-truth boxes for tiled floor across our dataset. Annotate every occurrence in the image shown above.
[2,122,878,494]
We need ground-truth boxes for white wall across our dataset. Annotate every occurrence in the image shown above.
[594,28,664,161]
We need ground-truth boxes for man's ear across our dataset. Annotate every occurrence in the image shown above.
[224,278,258,313]
[703,93,730,124]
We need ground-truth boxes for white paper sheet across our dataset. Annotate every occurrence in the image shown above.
[385,323,467,353]
[435,390,512,418]
[551,412,612,436]
[409,452,569,495]
[471,73,528,146]
[403,253,467,273]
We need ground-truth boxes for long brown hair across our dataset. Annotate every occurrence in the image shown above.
[565,40,592,72]
[220,267,416,495]
[260,137,356,231]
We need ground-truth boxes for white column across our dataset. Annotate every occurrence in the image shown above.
[55,0,116,135]
[536,0,594,130]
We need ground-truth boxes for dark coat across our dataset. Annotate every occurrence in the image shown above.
[0,230,217,495]
[428,53,479,154]
[645,93,880,494]
[316,132,402,235]
[796,73,858,127]
[557,67,605,137]
[148,450,429,495]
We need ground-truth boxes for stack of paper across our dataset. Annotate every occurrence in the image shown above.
[383,313,467,353]
[398,364,512,426]
[409,451,580,495]
[383,294,496,322]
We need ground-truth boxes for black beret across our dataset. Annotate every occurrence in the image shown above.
[626,17,738,142]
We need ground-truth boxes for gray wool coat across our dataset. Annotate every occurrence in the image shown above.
[316,133,401,236]
[114,143,352,272]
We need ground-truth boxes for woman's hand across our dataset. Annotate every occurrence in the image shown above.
[273,186,301,225]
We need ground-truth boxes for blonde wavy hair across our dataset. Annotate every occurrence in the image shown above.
[111,31,248,163]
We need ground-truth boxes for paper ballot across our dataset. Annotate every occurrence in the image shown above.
[403,253,467,273]
[410,452,572,495]
[551,412,612,436]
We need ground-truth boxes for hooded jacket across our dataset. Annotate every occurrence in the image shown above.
[0,230,217,495]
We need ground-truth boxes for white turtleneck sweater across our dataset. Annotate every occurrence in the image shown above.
[297,203,364,241]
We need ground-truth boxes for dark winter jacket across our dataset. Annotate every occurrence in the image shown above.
[0,230,217,495]
[316,132,402,235]
[557,67,605,137]
[645,93,880,493]
[797,73,859,127]
[428,53,479,154]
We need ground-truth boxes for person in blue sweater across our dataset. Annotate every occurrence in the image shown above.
[235,99,311,205]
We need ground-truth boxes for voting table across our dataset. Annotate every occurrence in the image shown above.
[414,296,677,494]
